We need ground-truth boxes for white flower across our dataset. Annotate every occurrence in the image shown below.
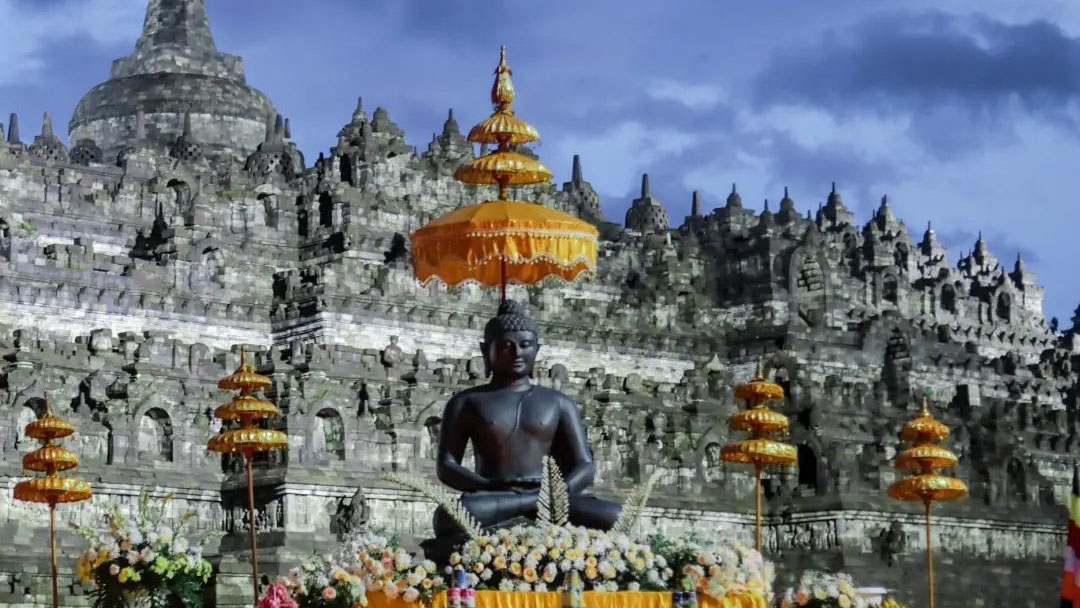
[173,536,189,553]
[498,579,516,592]
[402,587,420,603]
[628,582,641,591]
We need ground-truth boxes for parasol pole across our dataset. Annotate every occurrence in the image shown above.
[500,259,507,304]
[925,500,934,608]
[246,453,260,606]
[49,500,58,608]
[754,464,762,552]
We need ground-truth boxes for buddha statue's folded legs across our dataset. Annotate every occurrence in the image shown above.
[433,490,620,537]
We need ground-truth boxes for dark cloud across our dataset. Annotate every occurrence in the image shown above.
[756,11,1080,108]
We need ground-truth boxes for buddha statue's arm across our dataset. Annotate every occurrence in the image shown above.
[557,396,596,495]
[435,395,491,491]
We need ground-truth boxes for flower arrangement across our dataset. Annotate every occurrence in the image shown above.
[453,524,669,592]
[650,533,775,602]
[379,457,776,601]
[779,571,864,608]
[271,532,445,607]
[71,492,219,608]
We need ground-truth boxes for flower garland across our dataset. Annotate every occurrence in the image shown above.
[71,492,219,608]
[780,571,864,608]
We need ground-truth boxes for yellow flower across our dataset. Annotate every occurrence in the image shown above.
[509,562,522,577]
[493,556,507,569]
[584,565,598,580]
[838,581,855,596]
[523,567,538,583]
[838,596,852,608]
[548,548,561,560]
[813,587,827,601]
[585,556,598,569]
[118,568,133,584]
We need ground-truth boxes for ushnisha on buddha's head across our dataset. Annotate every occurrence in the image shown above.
[481,300,540,381]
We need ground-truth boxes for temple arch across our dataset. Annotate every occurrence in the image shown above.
[997,292,1012,323]
[137,408,173,462]
[941,283,957,314]
[314,408,346,460]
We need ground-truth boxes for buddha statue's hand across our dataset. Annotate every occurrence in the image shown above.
[501,478,542,494]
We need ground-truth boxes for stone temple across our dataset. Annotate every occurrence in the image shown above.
[0,1,1075,606]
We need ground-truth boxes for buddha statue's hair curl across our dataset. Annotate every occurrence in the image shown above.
[483,300,539,343]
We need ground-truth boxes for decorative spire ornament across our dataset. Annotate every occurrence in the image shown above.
[887,395,967,608]
[207,348,288,606]
[410,46,597,305]
[455,45,552,204]
[13,393,92,608]
[720,359,797,551]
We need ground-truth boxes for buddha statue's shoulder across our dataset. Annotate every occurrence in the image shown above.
[529,385,577,407]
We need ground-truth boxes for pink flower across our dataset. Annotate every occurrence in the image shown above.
[322,587,337,601]
[257,583,299,608]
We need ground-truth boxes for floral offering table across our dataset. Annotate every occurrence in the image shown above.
[365,590,767,608]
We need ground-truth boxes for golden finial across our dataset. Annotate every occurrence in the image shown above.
[722,363,796,551]
[14,393,92,608]
[888,389,966,608]
[491,44,515,110]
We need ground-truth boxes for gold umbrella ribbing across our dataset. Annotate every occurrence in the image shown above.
[207,349,288,606]
[720,359,797,552]
[887,396,966,608]
[13,393,92,608]
[410,45,599,303]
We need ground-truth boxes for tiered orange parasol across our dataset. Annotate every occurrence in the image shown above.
[720,359,797,551]
[410,46,599,303]
[207,348,288,605]
[14,393,92,608]
[888,396,966,608]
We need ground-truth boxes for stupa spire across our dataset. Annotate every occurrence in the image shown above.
[571,154,583,184]
[7,113,20,144]
[135,0,217,54]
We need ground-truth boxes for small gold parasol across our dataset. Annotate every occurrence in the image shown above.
[720,359,797,551]
[887,395,967,608]
[410,45,599,303]
[207,348,288,605]
[13,393,92,608]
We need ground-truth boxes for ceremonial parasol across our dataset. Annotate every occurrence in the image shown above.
[720,360,797,552]
[207,348,288,606]
[13,393,92,608]
[888,396,966,608]
[410,46,599,303]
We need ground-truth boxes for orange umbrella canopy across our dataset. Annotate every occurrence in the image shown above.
[411,200,599,287]
[411,46,599,292]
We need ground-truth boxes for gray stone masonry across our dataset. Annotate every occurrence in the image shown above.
[0,2,1076,607]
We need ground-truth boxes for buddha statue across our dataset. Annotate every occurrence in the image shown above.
[428,300,620,546]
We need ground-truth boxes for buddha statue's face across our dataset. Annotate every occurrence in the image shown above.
[483,330,539,381]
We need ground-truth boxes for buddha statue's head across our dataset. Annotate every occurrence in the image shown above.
[481,300,540,381]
